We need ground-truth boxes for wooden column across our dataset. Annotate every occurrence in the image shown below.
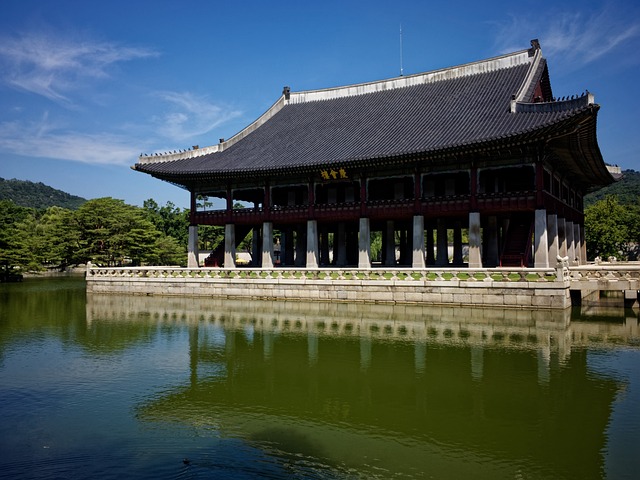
[535,158,545,208]
[359,173,367,216]
[470,165,478,211]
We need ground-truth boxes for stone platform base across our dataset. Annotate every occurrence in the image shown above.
[86,267,571,310]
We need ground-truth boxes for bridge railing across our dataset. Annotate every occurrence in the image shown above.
[568,264,640,291]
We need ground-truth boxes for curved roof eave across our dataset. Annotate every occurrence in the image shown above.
[136,108,606,190]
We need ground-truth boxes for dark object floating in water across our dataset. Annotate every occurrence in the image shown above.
[183,458,191,465]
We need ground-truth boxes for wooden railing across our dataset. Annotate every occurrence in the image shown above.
[192,191,550,225]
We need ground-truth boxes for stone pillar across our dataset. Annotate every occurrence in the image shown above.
[547,213,559,266]
[558,217,567,258]
[384,220,395,266]
[306,220,319,268]
[566,220,575,264]
[580,224,587,264]
[485,216,499,267]
[224,223,236,268]
[358,217,371,269]
[468,212,482,268]
[262,222,274,268]
[452,222,463,266]
[436,219,448,266]
[534,209,549,268]
[412,215,426,268]
[336,223,347,266]
[187,225,199,268]
[573,223,582,265]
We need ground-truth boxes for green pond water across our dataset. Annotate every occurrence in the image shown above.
[1,276,639,479]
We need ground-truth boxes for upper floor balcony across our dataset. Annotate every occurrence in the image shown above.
[190,190,582,226]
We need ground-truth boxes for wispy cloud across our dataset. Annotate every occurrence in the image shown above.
[0,30,158,104]
[152,91,242,142]
[493,5,640,71]
[0,90,244,165]
[0,113,141,166]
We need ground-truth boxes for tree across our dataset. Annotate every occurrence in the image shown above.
[36,206,80,269]
[584,196,630,260]
[74,198,160,266]
[149,236,186,266]
[0,200,35,271]
[143,199,189,248]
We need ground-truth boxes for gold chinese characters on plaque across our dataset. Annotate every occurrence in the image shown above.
[320,167,348,181]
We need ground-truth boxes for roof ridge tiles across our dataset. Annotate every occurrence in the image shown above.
[289,47,534,105]
[514,92,596,113]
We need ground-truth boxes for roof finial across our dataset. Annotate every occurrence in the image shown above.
[399,24,404,76]
[283,86,291,100]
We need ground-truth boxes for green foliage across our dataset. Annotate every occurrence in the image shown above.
[198,225,225,251]
[0,177,87,209]
[584,169,640,207]
[143,199,190,246]
[584,170,640,261]
[1,196,190,272]
[370,231,382,262]
[74,198,163,266]
[584,196,638,260]
[0,200,35,269]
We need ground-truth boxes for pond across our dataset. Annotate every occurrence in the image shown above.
[1,276,639,479]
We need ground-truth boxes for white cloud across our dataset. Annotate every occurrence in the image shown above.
[152,91,242,142]
[0,90,243,165]
[0,30,158,104]
[493,5,640,71]
[0,114,140,166]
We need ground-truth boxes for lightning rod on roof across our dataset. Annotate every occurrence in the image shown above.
[399,23,404,76]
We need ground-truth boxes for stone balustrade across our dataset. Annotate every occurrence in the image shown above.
[87,265,560,283]
[86,265,570,309]
[569,264,640,291]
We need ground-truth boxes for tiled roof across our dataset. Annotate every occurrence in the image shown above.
[135,42,606,186]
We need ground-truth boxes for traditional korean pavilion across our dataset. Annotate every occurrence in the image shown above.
[134,40,614,269]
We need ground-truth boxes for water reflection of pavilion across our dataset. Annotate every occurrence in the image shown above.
[86,293,639,357]
[86,294,635,478]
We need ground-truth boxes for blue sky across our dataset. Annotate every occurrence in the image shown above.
[1,0,639,209]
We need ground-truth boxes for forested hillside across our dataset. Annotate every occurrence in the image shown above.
[0,177,87,209]
[585,169,640,207]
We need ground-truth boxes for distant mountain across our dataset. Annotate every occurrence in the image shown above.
[0,178,87,210]
[585,169,640,207]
